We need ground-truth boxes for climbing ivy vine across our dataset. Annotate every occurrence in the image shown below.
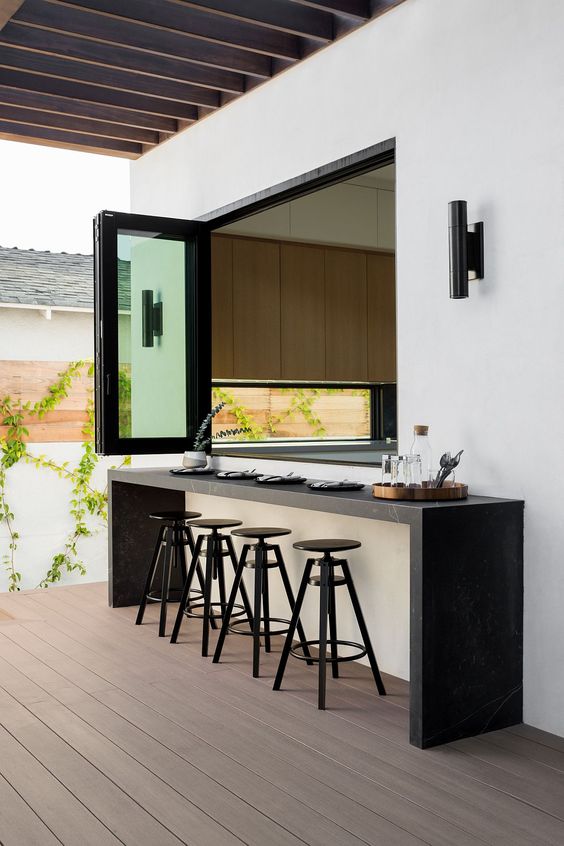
[0,360,130,592]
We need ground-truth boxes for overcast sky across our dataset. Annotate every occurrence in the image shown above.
[0,140,131,255]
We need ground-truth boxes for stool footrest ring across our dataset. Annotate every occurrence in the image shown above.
[184,601,246,621]
[289,639,367,663]
[228,616,291,638]
[147,587,202,603]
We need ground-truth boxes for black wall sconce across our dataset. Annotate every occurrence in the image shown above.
[142,289,163,347]
[448,200,484,299]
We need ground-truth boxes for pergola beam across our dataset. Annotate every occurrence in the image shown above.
[0,103,161,144]
[0,68,200,119]
[0,0,24,32]
[15,1,273,78]
[0,44,222,107]
[0,84,179,132]
[54,0,302,59]
[0,120,142,156]
[287,0,369,20]
[168,0,334,41]
[2,21,246,93]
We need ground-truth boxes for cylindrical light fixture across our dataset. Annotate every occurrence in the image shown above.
[448,200,484,299]
[142,289,155,347]
[449,200,469,299]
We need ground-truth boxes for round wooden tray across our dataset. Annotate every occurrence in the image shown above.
[372,482,468,501]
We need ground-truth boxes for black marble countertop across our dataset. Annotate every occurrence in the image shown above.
[109,468,522,529]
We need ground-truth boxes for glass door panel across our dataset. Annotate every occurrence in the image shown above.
[94,211,210,455]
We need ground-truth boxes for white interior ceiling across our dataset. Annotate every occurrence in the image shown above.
[216,164,396,251]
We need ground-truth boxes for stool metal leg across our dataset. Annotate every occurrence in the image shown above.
[252,543,264,678]
[217,554,227,620]
[179,527,212,626]
[273,559,314,691]
[225,535,254,626]
[261,554,271,654]
[178,526,188,585]
[212,544,250,664]
[201,532,216,657]
[341,559,386,696]
[170,534,204,643]
[135,524,165,625]
[328,571,339,679]
[274,547,314,666]
[158,527,174,637]
[318,555,330,709]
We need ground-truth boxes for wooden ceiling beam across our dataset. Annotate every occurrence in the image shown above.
[0,84,178,132]
[0,0,24,32]
[3,21,246,93]
[287,0,369,20]
[0,103,160,144]
[0,68,200,119]
[0,44,222,107]
[159,0,334,42]
[52,0,302,60]
[0,120,142,156]
[15,1,272,77]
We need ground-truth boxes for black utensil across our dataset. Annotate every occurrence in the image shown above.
[256,473,307,485]
[307,480,365,491]
[216,469,261,480]
[437,449,464,488]
[169,467,215,476]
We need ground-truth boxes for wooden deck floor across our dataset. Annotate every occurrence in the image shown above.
[0,583,563,846]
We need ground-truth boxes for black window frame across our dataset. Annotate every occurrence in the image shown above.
[94,210,211,455]
[94,138,396,459]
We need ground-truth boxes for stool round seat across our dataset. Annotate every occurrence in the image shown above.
[187,518,243,530]
[293,539,362,553]
[150,510,202,523]
[232,527,292,540]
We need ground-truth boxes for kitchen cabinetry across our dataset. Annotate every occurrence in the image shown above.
[212,234,395,383]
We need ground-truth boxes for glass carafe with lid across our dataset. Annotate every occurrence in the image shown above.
[410,425,433,484]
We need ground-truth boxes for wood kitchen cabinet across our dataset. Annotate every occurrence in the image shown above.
[281,243,325,380]
[325,248,368,382]
[367,252,396,382]
[211,234,395,383]
[232,237,281,379]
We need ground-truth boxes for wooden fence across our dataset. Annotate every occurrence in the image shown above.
[0,362,371,443]
[0,361,90,442]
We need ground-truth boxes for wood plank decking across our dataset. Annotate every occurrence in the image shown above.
[0,582,563,846]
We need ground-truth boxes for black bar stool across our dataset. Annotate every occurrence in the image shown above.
[135,510,203,638]
[273,539,386,709]
[212,527,314,678]
[170,518,254,656]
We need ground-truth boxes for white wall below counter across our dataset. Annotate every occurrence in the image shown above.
[131,0,564,736]
[184,491,410,681]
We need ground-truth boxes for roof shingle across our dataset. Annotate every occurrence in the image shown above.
[0,246,131,311]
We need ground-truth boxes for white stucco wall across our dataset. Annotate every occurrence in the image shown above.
[0,308,94,360]
[0,307,179,593]
[130,0,564,736]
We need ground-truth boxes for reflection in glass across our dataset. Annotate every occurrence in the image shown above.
[117,232,187,439]
[210,386,371,443]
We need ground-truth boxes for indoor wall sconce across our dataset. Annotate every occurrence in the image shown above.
[448,200,484,299]
[142,289,163,347]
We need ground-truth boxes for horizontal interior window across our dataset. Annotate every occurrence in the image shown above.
[211,384,372,444]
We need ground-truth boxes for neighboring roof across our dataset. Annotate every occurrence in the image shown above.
[0,246,131,310]
[0,246,93,309]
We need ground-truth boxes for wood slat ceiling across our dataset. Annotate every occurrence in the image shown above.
[0,0,406,158]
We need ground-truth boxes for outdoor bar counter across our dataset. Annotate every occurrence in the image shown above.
[108,467,524,749]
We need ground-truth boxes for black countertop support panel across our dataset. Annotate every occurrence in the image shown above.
[108,467,524,749]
